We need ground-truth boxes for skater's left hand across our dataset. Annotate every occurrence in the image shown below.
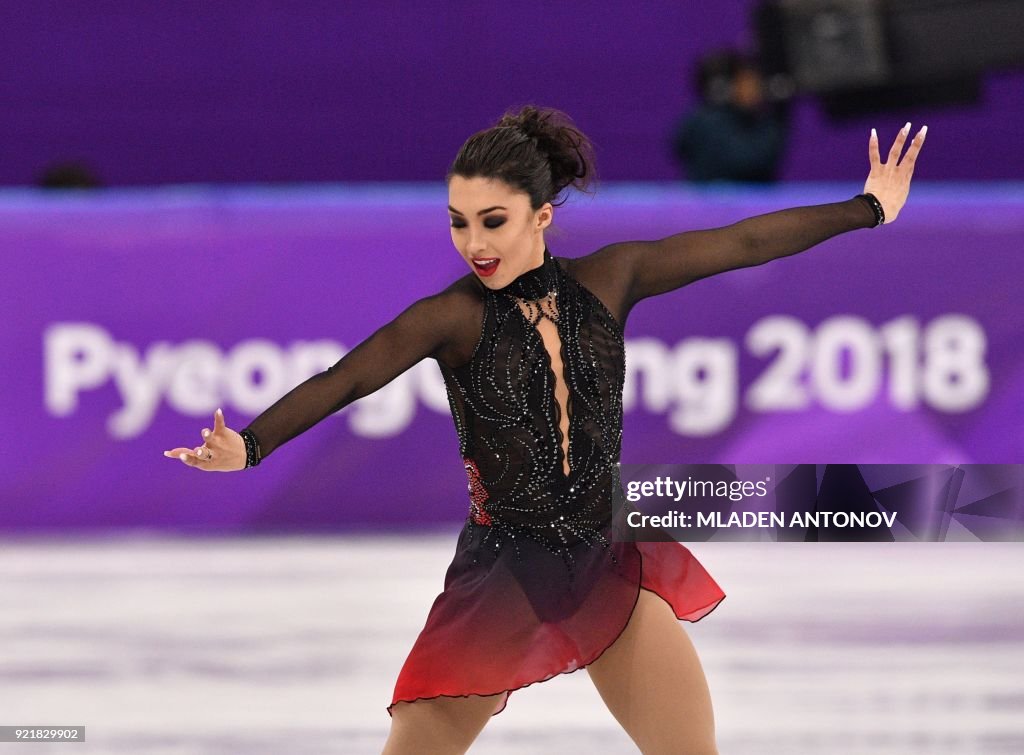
[864,122,927,224]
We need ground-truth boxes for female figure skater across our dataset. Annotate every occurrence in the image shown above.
[164,106,925,754]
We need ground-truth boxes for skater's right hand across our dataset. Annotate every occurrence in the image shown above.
[163,408,246,472]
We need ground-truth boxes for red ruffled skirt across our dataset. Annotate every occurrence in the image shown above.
[388,520,725,716]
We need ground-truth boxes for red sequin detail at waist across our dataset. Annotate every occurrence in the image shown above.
[463,457,492,526]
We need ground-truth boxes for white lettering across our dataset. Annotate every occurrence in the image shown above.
[109,340,179,438]
[44,323,114,414]
[41,314,992,440]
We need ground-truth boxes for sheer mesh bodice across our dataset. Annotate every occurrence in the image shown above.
[439,248,629,565]
[238,195,877,714]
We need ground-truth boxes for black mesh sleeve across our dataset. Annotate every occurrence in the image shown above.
[241,278,482,461]
[567,195,878,326]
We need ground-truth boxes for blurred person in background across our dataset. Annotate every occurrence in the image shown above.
[37,161,101,188]
[672,49,790,183]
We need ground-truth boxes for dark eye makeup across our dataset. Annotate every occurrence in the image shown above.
[450,216,506,229]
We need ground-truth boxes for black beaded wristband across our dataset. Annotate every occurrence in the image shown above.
[239,428,262,468]
[855,192,885,227]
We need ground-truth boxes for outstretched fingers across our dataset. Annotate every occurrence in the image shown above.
[199,409,225,444]
[887,122,911,166]
[164,447,207,467]
[898,125,927,173]
[869,128,881,170]
[864,122,927,224]
[163,409,228,469]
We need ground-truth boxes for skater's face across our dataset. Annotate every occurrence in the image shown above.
[447,175,552,289]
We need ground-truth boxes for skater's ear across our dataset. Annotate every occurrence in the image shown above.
[534,201,553,232]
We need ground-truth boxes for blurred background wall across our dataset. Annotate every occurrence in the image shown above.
[2,0,1022,186]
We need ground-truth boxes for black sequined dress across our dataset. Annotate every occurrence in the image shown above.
[238,197,879,716]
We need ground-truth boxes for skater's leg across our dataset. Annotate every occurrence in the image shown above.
[383,692,503,755]
[586,588,718,754]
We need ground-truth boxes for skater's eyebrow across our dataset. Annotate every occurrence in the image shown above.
[448,205,507,216]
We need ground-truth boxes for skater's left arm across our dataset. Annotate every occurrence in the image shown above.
[574,123,926,319]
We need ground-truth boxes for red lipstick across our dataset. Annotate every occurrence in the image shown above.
[471,257,500,278]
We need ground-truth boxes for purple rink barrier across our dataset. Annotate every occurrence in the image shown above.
[2,182,1022,533]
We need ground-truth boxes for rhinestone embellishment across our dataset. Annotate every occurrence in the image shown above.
[440,248,627,571]
[463,457,492,526]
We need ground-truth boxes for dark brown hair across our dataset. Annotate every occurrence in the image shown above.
[447,105,596,209]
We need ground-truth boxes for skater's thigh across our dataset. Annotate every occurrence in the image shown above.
[383,692,503,755]
[586,588,718,755]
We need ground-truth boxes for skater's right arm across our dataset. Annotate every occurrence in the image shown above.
[163,280,482,471]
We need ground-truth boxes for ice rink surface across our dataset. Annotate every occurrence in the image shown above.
[2,536,1023,754]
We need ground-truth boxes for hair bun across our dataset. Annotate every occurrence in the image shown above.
[498,106,548,142]
[449,104,596,209]
[515,108,546,140]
